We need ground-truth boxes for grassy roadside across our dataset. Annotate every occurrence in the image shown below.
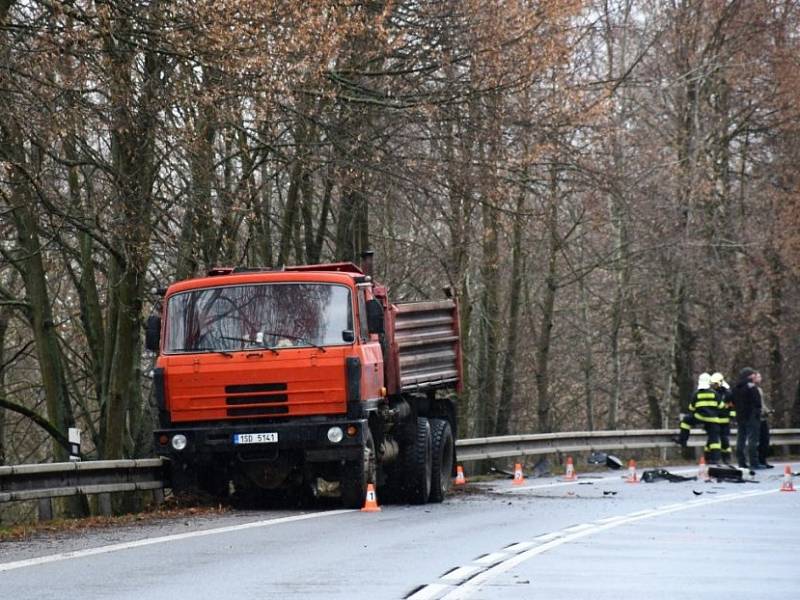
[0,500,227,543]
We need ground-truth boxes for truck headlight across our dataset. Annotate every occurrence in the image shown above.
[327,427,344,444]
[171,434,188,451]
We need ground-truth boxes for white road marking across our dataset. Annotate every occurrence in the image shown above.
[439,488,780,599]
[440,565,483,582]
[502,541,536,552]
[498,480,581,492]
[406,583,452,600]
[562,523,594,533]
[473,552,508,565]
[595,515,626,524]
[533,532,562,542]
[0,510,352,572]
[657,502,687,510]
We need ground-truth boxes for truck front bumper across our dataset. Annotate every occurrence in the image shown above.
[154,417,368,464]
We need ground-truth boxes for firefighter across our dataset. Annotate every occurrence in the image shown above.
[675,372,711,448]
[684,372,722,463]
[710,372,733,464]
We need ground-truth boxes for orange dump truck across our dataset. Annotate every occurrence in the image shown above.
[147,256,461,507]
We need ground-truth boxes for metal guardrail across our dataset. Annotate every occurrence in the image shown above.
[455,428,800,462]
[0,458,166,504]
[1,429,798,509]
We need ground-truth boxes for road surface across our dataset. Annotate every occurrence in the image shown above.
[1,463,798,599]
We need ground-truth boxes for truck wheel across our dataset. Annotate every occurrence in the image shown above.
[402,417,432,504]
[341,430,377,509]
[429,418,454,503]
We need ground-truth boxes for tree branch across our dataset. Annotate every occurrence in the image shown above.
[0,396,72,454]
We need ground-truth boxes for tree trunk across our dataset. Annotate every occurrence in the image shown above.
[765,247,785,423]
[8,165,75,460]
[535,167,560,433]
[0,306,9,464]
[495,195,524,436]
[335,185,370,264]
[101,10,163,459]
[476,193,499,436]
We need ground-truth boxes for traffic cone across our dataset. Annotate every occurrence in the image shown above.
[564,456,577,481]
[625,459,639,483]
[361,483,381,512]
[512,463,525,485]
[698,456,709,481]
[780,465,796,492]
[454,465,467,486]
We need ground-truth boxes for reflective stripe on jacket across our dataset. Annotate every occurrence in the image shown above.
[716,388,734,424]
[689,390,722,423]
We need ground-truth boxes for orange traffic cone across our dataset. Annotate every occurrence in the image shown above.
[361,483,381,512]
[780,465,796,492]
[454,465,467,486]
[564,456,577,481]
[625,459,639,483]
[698,456,709,481]
[512,463,525,485]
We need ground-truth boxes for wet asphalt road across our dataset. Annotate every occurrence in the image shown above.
[1,463,798,599]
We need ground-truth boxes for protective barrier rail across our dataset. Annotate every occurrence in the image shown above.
[2,429,799,509]
[455,428,800,462]
[0,458,166,513]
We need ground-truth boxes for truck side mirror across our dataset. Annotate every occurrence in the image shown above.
[145,315,162,353]
[342,329,355,343]
[366,299,384,334]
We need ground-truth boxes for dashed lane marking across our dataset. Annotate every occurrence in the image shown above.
[408,487,781,600]
[473,552,509,566]
[406,583,452,600]
[440,565,483,583]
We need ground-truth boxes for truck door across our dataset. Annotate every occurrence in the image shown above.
[357,287,384,400]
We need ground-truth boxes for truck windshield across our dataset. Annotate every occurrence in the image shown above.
[164,283,353,353]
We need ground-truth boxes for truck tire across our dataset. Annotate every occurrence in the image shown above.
[429,418,454,503]
[402,417,432,504]
[340,430,377,509]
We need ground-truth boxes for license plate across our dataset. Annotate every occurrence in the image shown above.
[233,432,278,445]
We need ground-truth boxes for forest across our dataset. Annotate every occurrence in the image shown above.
[1,0,799,465]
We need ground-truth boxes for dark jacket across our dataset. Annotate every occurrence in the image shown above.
[689,388,722,423]
[732,372,761,422]
[716,387,735,424]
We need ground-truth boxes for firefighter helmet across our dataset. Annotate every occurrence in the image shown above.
[697,372,711,389]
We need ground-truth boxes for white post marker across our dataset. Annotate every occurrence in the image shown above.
[68,427,81,461]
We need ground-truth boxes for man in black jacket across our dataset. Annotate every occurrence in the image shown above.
[733,367,762,469]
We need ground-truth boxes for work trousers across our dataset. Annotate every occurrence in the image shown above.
[757,419,770,465]
[719,423,732,463]
[677,414,698,446]
[736,415,760,468]
[703,421,721,464]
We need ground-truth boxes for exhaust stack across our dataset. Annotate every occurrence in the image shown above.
[360,250,374,278]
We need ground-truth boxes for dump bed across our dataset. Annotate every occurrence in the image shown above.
[392,300,462,393]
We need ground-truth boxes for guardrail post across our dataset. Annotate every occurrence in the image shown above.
[152,488,164,507]
[37,497,53,521]
[97,493,112,517]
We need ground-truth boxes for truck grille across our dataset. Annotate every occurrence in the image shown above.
[225,383,288,417]
[227,406,289,417]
